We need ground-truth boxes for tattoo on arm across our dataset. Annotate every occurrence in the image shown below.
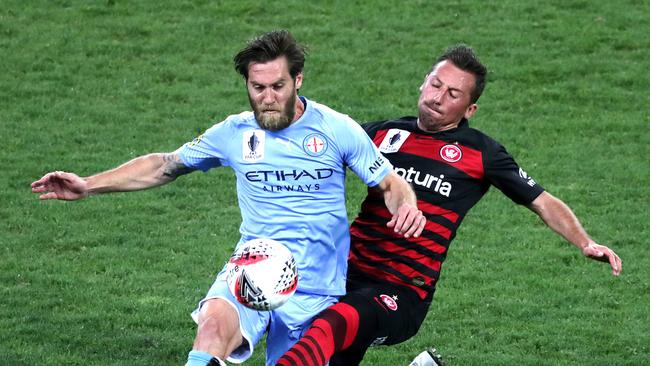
[161,153,194,180]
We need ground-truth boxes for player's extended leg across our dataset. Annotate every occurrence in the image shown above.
[276,301,366,366]
[186,298,243,366]
[265,292,340,365]
[277,275,431,366]
[328,286,430,366]
[327,292,384,366]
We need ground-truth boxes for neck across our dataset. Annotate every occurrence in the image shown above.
[416,119,460,133]
[292,97,305,122]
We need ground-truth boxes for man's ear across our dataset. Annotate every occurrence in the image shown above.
[464,103,478,119]
[294,73,303,90]
[419,73,430,92]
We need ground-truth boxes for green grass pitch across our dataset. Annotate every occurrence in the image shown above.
[2,1,648,365]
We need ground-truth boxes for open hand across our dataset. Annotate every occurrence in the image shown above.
[582,242,622,276]
[31,171,88,201]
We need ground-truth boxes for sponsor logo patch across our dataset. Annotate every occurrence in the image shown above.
[243,130,265,162]
[394,166,452,197]
[303,133,327,157]
[274,137,293,150]
[188,134,204,147]
[368,155,386,174]
[411,276,426,287]
[440,144,462,163]
[379,129,411,153]
[519,168,537,187]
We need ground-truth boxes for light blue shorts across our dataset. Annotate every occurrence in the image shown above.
[191,269,338,365]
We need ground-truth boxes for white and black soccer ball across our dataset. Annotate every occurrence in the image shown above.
[226,238,298,311]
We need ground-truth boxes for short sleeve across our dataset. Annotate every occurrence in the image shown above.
[177,120,234,172]
[335,118,392,187]
[485,143,545,205]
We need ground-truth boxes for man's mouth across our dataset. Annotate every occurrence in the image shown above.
[427,105,442,115]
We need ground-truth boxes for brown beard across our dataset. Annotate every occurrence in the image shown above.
[250,90,297,131]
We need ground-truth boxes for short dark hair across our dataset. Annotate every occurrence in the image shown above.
[234,30,306,80]
[435,44,487,103]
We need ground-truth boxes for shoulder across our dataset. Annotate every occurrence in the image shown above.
[456,125,523,169]
[224,111,256,127]
[301,98,366,142]
[305,98,357,126]
[204,111,256,135]
[362,116,418,137]
[452,122,505,153]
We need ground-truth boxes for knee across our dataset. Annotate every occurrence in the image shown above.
[194,299,243,355]
[318,302,361,350]
[198,299,238,335]
[198,313,233,339]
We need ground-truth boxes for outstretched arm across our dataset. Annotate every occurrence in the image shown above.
[527,191,622,276]
[376,171,425,238]
[31,152,194,201]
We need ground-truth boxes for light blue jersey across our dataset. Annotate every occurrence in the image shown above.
[178,97,392,296]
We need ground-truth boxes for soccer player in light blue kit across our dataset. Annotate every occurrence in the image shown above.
[31,30,426,366]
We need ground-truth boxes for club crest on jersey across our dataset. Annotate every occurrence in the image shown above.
[303,133,327,157]
[243,130,265,162]
[379,294,398,311]
[440,144,462,163]
[379,129,411,153]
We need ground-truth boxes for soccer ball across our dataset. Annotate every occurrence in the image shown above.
[226,238,298,311]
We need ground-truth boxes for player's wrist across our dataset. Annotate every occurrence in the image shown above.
[579,240,600,257]
[82,176,98,197]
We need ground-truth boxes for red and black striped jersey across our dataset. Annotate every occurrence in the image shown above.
[349,117,545,299]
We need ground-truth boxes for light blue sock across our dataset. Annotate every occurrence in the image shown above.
[185,350,215,366]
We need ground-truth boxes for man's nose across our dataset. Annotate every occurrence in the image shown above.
[262,89,275,105]
[431,86,446,103]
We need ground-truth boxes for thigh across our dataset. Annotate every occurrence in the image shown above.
[192,270,272,363]
[266,292,339,365]
[330,282,430,366]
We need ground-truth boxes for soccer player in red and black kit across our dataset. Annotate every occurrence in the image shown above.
[277,45,622,366]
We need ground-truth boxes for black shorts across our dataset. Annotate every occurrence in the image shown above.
[330,267,433,366]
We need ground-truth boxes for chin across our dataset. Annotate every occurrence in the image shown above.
[258,115,292,131]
